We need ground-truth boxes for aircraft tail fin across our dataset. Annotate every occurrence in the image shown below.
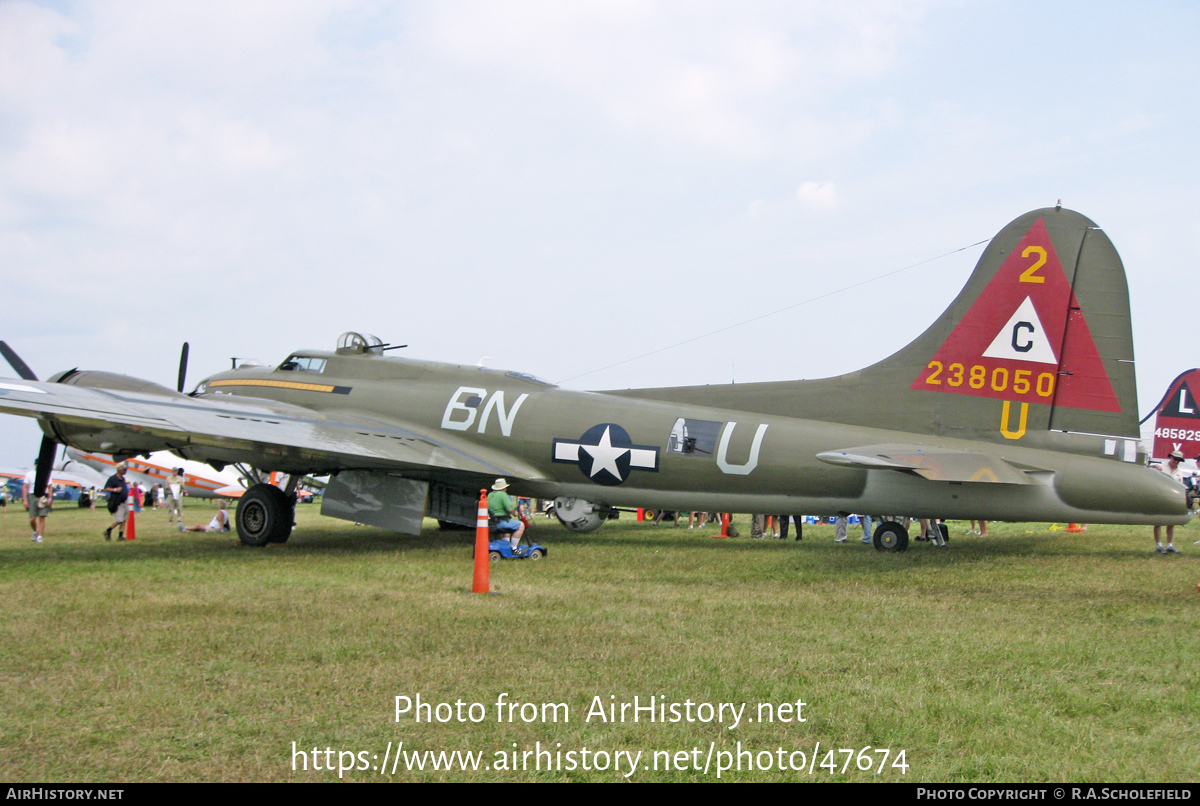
[1142,369,1200,461]
[614,207,1142,445]
[896,206,1139,442]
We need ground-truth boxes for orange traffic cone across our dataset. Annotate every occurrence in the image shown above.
[126,503,136,540]
[472,490,491,594]
[1065,523,1085,533]
[713,513,733,539]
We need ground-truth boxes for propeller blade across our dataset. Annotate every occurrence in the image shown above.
[177,342,190,393]
[33,434,57,501]
[3,344,62,499]
[0,341,38,381]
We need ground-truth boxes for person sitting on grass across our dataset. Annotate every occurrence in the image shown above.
[183,500,231,533]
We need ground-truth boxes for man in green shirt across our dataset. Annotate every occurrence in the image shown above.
[487,478,525,551]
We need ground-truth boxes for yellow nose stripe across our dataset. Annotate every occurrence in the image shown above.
[207,379,351,395]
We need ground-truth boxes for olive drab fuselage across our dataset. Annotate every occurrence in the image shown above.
[190,345,1188,525]
[1,206,1192,537]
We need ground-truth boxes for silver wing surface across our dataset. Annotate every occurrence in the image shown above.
[0,378,544,481]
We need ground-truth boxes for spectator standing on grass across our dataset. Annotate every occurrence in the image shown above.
[834,515,848,543]
[517,497,533,530]
[1193,454,1200,543]
[22,466,50,544]
[859,515,874,544]
[653,509,679,527]
[22,466,40,542]
[751,514,776,538]
[777,515,802,541]
[167,468,185,529]
[1154,450,1185,554]
[1186,459,1200,515]
[103,462,131,541]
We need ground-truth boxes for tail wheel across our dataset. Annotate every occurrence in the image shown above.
[236,484,293,547]
[873,521,909,553]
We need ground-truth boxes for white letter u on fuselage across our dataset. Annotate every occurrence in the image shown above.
[716,422,768,475]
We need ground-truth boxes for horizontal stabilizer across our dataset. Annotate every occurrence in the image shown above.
[816,443,1038,484]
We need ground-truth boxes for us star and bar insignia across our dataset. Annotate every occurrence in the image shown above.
[552,423,659,486]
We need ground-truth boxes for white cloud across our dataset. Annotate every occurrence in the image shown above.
[796,180,839,209]
[425,1,930,156]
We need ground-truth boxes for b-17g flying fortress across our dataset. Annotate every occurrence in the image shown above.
[5,4,1200,787]
[0,207,1190,551]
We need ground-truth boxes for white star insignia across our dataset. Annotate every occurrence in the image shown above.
[580,426,628,479]
[552,423,659,485]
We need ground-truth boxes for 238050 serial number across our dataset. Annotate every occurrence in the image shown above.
[924,362,1055,396]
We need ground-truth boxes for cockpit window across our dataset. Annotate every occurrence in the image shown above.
[279,356,327,373]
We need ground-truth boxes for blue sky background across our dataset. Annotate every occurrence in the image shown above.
[1,1,1196,467]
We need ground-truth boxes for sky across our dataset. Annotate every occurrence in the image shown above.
[1,0,1197,467]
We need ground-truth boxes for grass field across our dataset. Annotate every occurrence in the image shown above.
[1,501,1197,782]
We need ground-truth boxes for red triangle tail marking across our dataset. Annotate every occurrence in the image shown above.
[910,218,1120,413]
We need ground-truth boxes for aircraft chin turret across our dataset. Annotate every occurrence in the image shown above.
[553,497,610,533]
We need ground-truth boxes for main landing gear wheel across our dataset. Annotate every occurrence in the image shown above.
[236,484,294,547]
[873,521,909,553]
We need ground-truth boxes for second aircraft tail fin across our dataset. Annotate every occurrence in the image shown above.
[1141,369,1200,461]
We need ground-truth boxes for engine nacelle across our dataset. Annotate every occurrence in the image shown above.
[42,370,188,456]
[50,369,187,397]
[553,497,610,533]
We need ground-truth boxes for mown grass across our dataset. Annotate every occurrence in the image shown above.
[0,502,1197,782]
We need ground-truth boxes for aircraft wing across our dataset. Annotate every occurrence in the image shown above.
[0,378,544,481]
[815,443,1040,485]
